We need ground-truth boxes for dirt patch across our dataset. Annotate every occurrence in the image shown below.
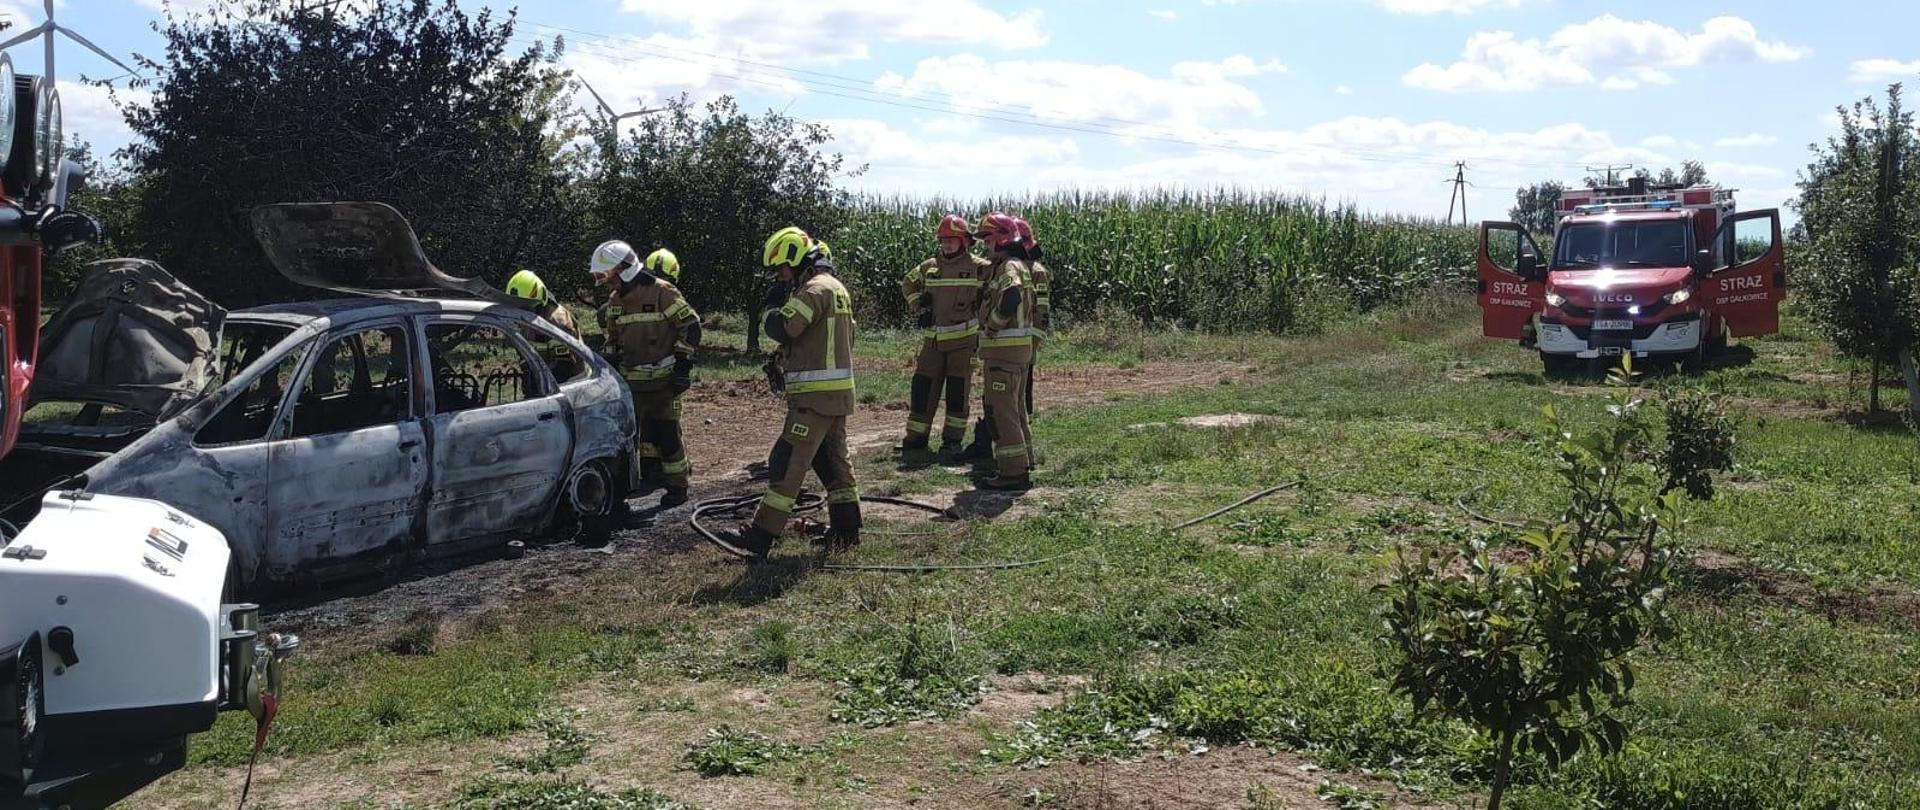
[1684,549,1920,631]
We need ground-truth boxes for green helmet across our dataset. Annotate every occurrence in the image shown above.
[762,226,812,268]
[505,270,551,306]
[645,248,681,283]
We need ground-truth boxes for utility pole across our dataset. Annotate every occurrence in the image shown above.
[1444,161,1472,226]
[1584,163,1635,188]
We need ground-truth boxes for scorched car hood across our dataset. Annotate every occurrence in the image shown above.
[249,201,531,309]
[32,258,228,419]
[1546,266,1693,309]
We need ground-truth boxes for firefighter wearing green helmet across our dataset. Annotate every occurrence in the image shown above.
[505,269,583,379]
[718,226,861,559]
[590,240,700,506]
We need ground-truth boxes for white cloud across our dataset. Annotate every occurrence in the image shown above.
[828,118,1079,173]
[1639,135,1699,151]
[1848,58,1920,83]
[562,34,807,120]
[616,0,1045,63]
[1406,15,1809,92]
[876,53,1287,130]
[1148,9,1177,20]
[56,80,147,154]
[1335,85,1354,95]
[1714,133,1777,148]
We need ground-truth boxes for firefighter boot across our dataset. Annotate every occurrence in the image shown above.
[820,501,864,551]
[900,373,937,452]
[718,525,777,561]
[660,487,690,508]
[960,416,994,461]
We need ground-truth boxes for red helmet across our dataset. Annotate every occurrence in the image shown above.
[1013,217,1037,248]
[974,212,1023,251]
[936,214,974,243]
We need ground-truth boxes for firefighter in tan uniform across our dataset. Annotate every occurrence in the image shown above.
[1014,218,1051,416]
[505,269,583,381]
[590,241,700,507]
[900,215,990,454]
[720,227,862,559]
[973,213,1037,490]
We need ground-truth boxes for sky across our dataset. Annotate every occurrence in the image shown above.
[9,0,1918,220]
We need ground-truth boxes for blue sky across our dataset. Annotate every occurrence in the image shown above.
[14,0,1917,219]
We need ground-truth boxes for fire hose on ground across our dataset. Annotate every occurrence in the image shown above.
[687,493,1089,573]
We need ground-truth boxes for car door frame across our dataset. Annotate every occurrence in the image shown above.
[416,311,575,552]
[1476,221,1547,340]
[259,316,431,582]
[1708,208,1786,338]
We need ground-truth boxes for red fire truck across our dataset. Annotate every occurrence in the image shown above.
[1475,178,1787,371]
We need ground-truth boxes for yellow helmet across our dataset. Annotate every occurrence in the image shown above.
[813,241,832,262]
[762,226,812,268]
[645,248,681,283]
[505,270,551,306]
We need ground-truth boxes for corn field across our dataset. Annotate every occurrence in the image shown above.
[826,190,1479,333]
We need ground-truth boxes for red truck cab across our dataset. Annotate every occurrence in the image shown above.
[1475,180,1787,370]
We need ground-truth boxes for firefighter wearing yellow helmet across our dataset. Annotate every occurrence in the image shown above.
[505,269,583,379]
[590,239,700,506]
[718,226,861,559]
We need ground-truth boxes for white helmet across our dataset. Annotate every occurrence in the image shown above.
[589,239,642,283]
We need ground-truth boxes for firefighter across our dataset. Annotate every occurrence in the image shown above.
[1014,217,1050,417]
[590,240,700,507]
[972,213,1037,490]
[720,227,861,559]
[900,215,990,454]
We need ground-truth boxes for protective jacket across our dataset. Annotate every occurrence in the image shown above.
[902,253,989,349]
[608,275,700,392]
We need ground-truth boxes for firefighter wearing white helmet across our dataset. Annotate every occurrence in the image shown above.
[591,239,700,506]
[718,226,861,560]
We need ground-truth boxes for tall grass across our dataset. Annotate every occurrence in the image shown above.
[826,190,1478,333]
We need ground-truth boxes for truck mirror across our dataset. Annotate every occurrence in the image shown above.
[1518,251,1542,277]
[1693,248,1713,273]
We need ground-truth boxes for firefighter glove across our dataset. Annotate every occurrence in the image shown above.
[672,356,695,394]
[762,358,785,393]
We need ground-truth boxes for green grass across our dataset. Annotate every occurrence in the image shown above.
[176,297,1920,809]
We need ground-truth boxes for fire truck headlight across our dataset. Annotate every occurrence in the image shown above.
[1663,288,1692,305]
[1544,291,1566,308]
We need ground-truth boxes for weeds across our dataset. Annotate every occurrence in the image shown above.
[499,712,592,774]
[744,620,799,674]
[1315,780,1388,809]
[830,617,983,727]
[442,778,694,810]
[683,726,806,777]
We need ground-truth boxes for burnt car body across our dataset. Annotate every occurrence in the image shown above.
[0,203,634,594]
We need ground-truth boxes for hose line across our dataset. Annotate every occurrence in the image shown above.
[686,492,1089,573]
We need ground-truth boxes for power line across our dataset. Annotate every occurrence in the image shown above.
[514,22,1594,173]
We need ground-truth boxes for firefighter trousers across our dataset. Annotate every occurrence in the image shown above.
[631,387,690,492]
[752,405,860,536]
[982,360,1033,478]
[907,340,975,446]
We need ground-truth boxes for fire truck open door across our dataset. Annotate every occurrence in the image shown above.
[1708,209,1785,338]
[1475,221,1546,340]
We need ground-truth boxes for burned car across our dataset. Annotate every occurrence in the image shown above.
[0,203,634,594]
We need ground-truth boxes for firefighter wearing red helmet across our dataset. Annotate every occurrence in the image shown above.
[898,214,991,454]
[1013,216,1050,416]
[970,212,1038,490]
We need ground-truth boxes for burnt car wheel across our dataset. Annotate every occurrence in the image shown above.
[565,456,630,547]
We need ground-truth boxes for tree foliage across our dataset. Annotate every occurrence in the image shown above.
[120,0,580,305]
[1509,180,1566,234]
[1381,360,1679,810]
[576,95,856,317]
[1795,84,1920,413]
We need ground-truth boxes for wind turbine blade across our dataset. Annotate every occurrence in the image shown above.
[55,26,139,76]
[577,77,615,117]
[42,0,51,18]
[0,22,52,53]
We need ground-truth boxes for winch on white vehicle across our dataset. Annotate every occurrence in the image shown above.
[1,491,296,809]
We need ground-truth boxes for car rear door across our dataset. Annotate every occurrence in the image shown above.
[421,315,571,548]
[1476,222,1546,339]
[1709,209,1785,337]
[263,322,429,576]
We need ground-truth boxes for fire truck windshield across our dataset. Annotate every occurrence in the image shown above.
[1553,219,1690,268]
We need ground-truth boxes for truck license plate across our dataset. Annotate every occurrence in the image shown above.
[1593,319,1633,331]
